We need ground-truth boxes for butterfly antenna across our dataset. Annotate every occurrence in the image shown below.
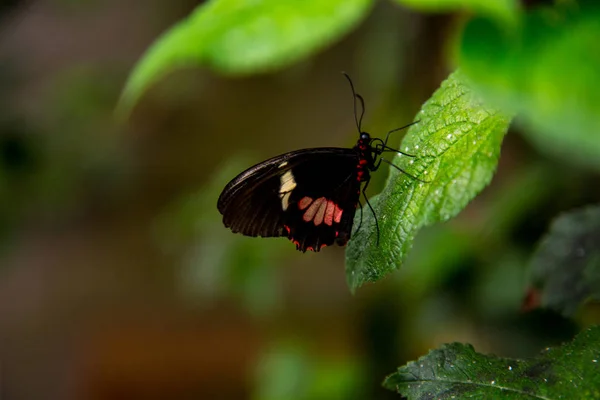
[356,94,366,133]
[342,72,365,133]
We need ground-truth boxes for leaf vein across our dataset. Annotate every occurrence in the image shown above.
[397,377,553,400]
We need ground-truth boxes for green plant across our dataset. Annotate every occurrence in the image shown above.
[121,0,600,398]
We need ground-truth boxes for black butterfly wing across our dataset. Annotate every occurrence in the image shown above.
[217,148,361,252]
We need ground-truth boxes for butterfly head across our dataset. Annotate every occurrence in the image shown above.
[357,132,374,153]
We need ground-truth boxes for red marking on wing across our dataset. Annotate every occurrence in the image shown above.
[303,197,325,223]
[324,201,335,226]
[283,225,291,235]
[298,196,313,210]
[302,197,343,227]
[320,243,327,250]
[314,200,327,226]
[306,246,314,252]
[334,205,343,223]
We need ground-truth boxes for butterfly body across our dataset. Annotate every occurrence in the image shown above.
[217,134,377,252]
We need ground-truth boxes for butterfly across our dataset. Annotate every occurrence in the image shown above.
[217,73,420,252]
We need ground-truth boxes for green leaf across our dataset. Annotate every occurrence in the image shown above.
[345,70,511,292]
[383,326,600,399]
[459,3,600,169]
[527,204,600,317]
[391,0,519,24]
[119,0,373,113]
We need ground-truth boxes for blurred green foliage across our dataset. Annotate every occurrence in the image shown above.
[119,0,372,113]
[254,341,364,400]
[459,1,600,168]
[393,0,520,23]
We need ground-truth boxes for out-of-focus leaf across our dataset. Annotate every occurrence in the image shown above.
[526,205,600,317]
[254,342,311,400]
[308,361,364,400]
[459,3,600,169]
[476,250,527,318]
[478,162,558,242]
[119,0,373,113]
[392,0,519,24]
[345,70,511,292]
[254,341,364,400]
[398,226,475,298]
[384,326,600,399]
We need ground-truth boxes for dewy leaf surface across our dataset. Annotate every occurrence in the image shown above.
[383,326,600,399]
[527,204,600,317]
[345,70,511,292]
[459,3,600,168]
[119,0,372,113]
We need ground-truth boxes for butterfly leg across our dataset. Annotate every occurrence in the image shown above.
[379,158,430,183]
[381,146,416,157]
[352,199,364,237]
[361,179,380,245]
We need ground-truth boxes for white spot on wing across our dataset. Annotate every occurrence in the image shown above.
[281,192,292,210]
[279,161,288,168]
[279,170,296,210]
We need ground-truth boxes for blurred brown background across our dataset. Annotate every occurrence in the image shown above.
[0,1,587,399]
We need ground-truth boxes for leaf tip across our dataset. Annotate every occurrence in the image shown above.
[114,90,135,123]
[346,269,360,294]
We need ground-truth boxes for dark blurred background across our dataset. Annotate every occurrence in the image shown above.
[0,1,595,399]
